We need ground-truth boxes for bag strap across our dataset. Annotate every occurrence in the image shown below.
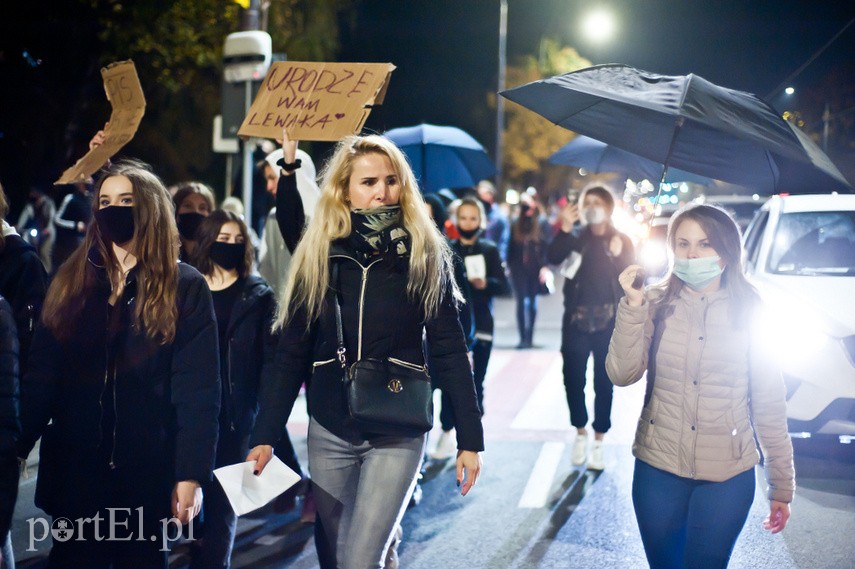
[332,262,347,369]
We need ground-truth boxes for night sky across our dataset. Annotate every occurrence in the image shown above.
[338,0,855,158]
[1,1,853,206]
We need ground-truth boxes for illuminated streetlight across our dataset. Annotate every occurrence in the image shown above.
[785,86,795,95]
[581,8,616,44]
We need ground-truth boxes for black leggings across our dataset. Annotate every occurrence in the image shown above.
[561,323,613,433]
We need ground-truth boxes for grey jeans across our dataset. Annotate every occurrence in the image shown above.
[308,419,426,569]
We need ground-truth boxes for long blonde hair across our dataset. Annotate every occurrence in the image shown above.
[275,135,462,328]
[43,160,180,344]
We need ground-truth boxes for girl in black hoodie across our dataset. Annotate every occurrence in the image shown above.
[189,209,302,568]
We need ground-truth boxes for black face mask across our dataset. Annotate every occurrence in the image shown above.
[457,227,480,240]
[95,206,135,244]
[209,242,245,271]
[177,212,206,241]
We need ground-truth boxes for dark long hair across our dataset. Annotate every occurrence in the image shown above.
[651,203,759,327]
[192,209,254,279]
[43,160,180,344]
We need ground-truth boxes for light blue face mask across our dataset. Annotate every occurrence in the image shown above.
[673,256,723,290]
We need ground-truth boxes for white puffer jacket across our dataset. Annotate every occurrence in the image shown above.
[606,287,795,503]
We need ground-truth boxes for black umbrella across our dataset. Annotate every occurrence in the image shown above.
[501,64,851,195]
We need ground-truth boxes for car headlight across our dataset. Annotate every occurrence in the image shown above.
[754,304,832,365]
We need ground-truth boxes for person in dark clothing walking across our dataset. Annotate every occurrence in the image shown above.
[248,134,483,569]
[16,188,56,273]
[0,297,20,569]
[0,182,49,379]
[51,180,92,272]
[188,209,303,568]
[507,192,551,349]
[547,186,634,471]
[476,180,509,262]
[17,160,220,568]
[433,198,509,459]
[172,182,215,264]
[453,198,509,413]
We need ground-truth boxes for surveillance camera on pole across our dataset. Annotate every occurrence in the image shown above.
[222,30,272,234]
[223,31,271,83]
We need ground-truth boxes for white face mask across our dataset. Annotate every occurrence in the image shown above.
[672,256,723,290]
[584,207,608,225]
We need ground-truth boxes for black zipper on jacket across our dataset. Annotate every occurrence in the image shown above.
[225,288,258,432]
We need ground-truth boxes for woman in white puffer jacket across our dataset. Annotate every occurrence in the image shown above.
[606,203,794,569]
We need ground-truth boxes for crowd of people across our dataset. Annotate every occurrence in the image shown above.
[0,123,794,569]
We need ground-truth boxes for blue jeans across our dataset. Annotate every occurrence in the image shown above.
[632,459,755,569]
[308,419,425,569]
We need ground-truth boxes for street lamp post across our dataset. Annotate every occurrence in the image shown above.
[496,0,507,194]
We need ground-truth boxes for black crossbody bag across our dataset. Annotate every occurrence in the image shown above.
[332,263,434,436]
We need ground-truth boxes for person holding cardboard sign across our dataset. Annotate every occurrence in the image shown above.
[18,160,220,567]
[248,134,483,569]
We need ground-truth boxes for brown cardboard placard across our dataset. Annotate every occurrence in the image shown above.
[55,60,146,185]
[237,61,395,142]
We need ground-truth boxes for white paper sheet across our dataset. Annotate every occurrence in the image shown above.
[559,251,582,280]
[464,254,487,280]
[213,456,301,516]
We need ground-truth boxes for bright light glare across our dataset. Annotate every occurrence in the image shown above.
[755,303,829,365]
[785,86,795,95]
[640,242,668,272]
[611,206,643,243]
[581,9,616,44]
[505,189,520,205]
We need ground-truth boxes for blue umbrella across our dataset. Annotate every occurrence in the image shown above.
[549,135,713,185]
[384,124,496,193]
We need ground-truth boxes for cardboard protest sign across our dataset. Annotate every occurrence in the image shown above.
[237,61,395,142]
[56,60,146,184]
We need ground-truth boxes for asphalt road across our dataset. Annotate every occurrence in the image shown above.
[12,292,855,568]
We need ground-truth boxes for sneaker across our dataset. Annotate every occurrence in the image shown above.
[431,430,456,460]
[588,441,605,471]
[571,435,588,466]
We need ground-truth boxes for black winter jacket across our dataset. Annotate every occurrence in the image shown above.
[252,241,485,452]
[451,238,509,337]
[18,259,220,519]
[0,297,20,538]
[218,275,278,439]
[546,225,635,313]
[0,233,48,372]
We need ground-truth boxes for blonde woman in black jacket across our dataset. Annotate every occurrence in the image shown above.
[248,135,483,569]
